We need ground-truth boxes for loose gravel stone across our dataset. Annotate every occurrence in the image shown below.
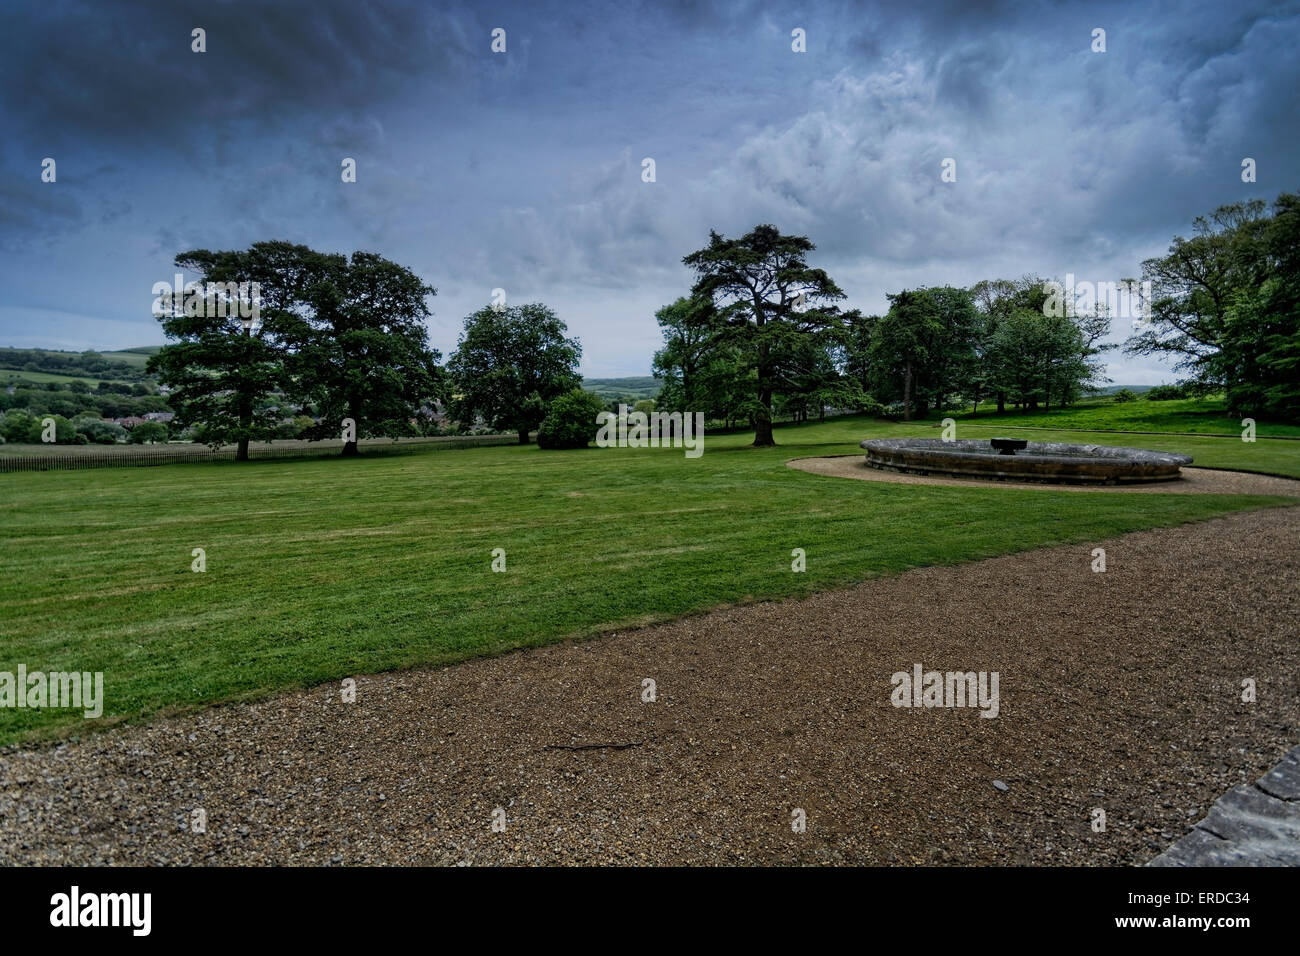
[1,507,1297,866]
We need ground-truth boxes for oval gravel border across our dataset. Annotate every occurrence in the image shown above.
[787,455,1300,497]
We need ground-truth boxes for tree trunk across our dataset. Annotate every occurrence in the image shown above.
[753,341,775,447]
[996,393,1005,414]
[753,406,774,446]
[342,399,359,456]
[903,362,914,422]
[236,392,252,462]
[517,428,529,445]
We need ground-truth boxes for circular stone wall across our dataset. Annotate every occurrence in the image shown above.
[860,438,1192,484]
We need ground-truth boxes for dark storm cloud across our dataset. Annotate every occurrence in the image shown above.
[1,0,1298,383]
[1,0,478,150]
[0,177,83,243]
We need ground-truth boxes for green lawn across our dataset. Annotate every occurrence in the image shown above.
[1,415,1295,744]
[954,396,1300,438]
[922,420,1300,479]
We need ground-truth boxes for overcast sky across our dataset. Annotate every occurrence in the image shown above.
[2,0,1297,382]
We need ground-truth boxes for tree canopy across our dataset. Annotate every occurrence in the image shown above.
[682,224,847,445]
[447,303,582,444]
[150,241,442,457]
[1126,192,1300,418]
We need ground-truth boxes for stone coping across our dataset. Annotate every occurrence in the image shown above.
[1149,745,1300,866]
[861,438,1193,484]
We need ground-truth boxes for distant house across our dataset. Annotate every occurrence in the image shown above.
[114,416,146,428]
[417,402,450,424]
[143,412,174,423]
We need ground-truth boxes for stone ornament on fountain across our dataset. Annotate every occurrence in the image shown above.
[990,438,1028,456]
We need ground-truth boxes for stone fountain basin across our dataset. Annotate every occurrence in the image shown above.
[860,438,1193,484]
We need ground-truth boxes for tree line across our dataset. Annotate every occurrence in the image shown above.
[146,242,584,459]
[126,191,1300,458]
[652,191,1299,444]
[653,228,1110,445]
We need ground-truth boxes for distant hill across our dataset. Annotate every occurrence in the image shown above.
[0,346,154,382]
[1092,384,1154,395]
[582,376,661,401]
[108,346,161,366]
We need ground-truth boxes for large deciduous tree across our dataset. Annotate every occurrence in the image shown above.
[1123,198,1271,394]
[985,309,1089,411]
[447,303,582,444]
[291,251,443,456]
[651,295,751,428]
[867,287,982,420]
[1145,192,1300,419]
[150,241,444,458]
[970,275,1108,413]
[869,289,942,421]
[1242,192,1300,418]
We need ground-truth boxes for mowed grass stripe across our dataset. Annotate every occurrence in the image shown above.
[0,416,1292,743]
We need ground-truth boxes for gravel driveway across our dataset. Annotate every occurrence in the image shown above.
[2,506,1297,866]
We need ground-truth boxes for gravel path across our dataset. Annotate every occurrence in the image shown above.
[788,455,1300,496]
[2,507,1298,866]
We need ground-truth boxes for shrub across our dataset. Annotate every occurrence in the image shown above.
[1145,384,1187,401]
[129,421,170,444]
[1112,389,1139,403]
[537,389,607,449]
[24,413,76,443]
[76,419,127,444]
[0,410,35,443]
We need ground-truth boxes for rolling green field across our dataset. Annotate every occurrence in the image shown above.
[0,346,157,368]
[582,375,662,401]
[2,369,102,386]
[1,414,1296,744]
[103,347,160,366]
[0,345,157,385]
